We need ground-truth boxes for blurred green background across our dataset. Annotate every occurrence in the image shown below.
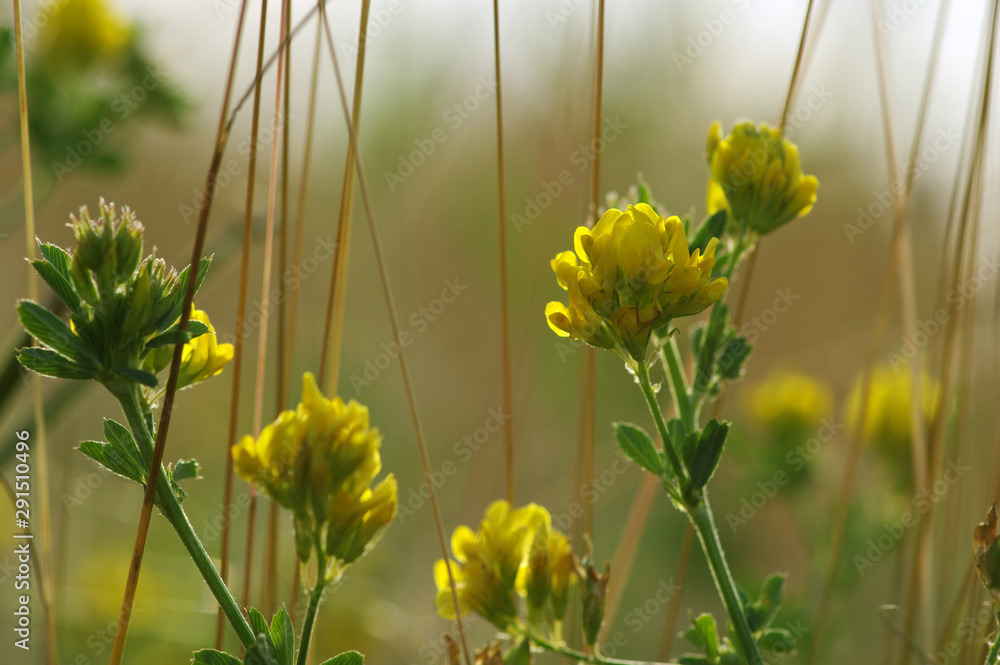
[1,0,999,663]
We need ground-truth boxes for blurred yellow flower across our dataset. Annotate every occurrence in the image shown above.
[434,500,549,629]
[38,0,132,67]
[705,121,818,235]
[747,371,833,434]
[233,372,393,569]
[846,363,941,453]
[546,203,728,361]
[176,308,234,389]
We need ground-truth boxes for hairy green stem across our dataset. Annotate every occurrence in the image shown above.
[687,498,761,663]
[520,626,677,665]
[634,365,762,664]
[987,620,1000,665]
[116,387,256,648]
[296,576,326,665]
[635,362,688,485]
[659,338,696,432]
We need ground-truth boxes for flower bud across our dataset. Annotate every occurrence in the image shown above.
[577,556,610,649]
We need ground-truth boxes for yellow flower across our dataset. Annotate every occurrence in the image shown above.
[232,372,393,569]
[548,529,576,625]
[705,121,818,235]
[546,203,728,361]
[434,500,548,629]
[846,363,941,454]
[38,0,132,67]
[176,308,234,389]
[747,371,833,435]
[325,474,398,564]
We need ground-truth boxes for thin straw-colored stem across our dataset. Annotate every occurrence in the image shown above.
[108,0,249,657]
[263,0,295,615]
[318,0,372,393]
[491,0,515,504]
[319,21,472,665]
[215,0,256,650]
[12,2,57,663]
[778,0,815,133]
[285,6,325,626]
[244,0,291,618]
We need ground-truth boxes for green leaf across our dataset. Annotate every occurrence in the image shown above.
[751,573,786,630]
[686,420,729,490]
[614,422,664,477]
[689,210,728,255]
[319,652,364,665]
[192,649,243,665]
[103,418,148,475]
[39,242,75,283]
[716,335,752,381]
[17,347,97,380]
[757,628,795,656]
[32,259,81,312]
[244,635,280,665]
[17,300,100,368]
[79,440,146,485]
[504,639,531,665]
[686,613,720,660]
[113,366,158,388]
[172,459,201,483]
[247,606,269,637]
[268,606,294,665]
[145,319,211,349]
[159,257,212,331]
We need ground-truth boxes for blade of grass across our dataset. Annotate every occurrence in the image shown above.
[284,4,325,627]
[319,20,473,665]
[11,2,57,661]
[262,0,295,616]
[217,0,263,648]
[491,0,515,504]
[318,0,372,394]
[108,0,253,653]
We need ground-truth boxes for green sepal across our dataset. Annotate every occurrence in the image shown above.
[689,210,727,255]
[684,612,720,660]
[191,649,243,665]
[319,652,364,665]
[113,366,159,388]
[17,300,101,368]
[613,421,664,477]
[145,319,211,350]
[243,634,280,665]
[504,639,532,665]
[17,347,98,380]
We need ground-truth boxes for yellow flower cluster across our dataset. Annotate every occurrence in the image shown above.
[846,363,941,454]
[546,203,728,361]
[748,371,832,435]
[38,0,132,67]
[706,121,818,235]
[233,372,396,570]
[435,501,576,635]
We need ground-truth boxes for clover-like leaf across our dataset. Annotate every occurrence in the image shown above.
[614,422,664,477]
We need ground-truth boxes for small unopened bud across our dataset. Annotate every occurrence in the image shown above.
[577,554,610,649]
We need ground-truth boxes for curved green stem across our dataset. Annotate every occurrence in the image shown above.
[115,388,256,648]
[634,362,763,665]
[688,496,761,663]
[635,362,688,485]
[296,567,327,665]
[519,626,678,665]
